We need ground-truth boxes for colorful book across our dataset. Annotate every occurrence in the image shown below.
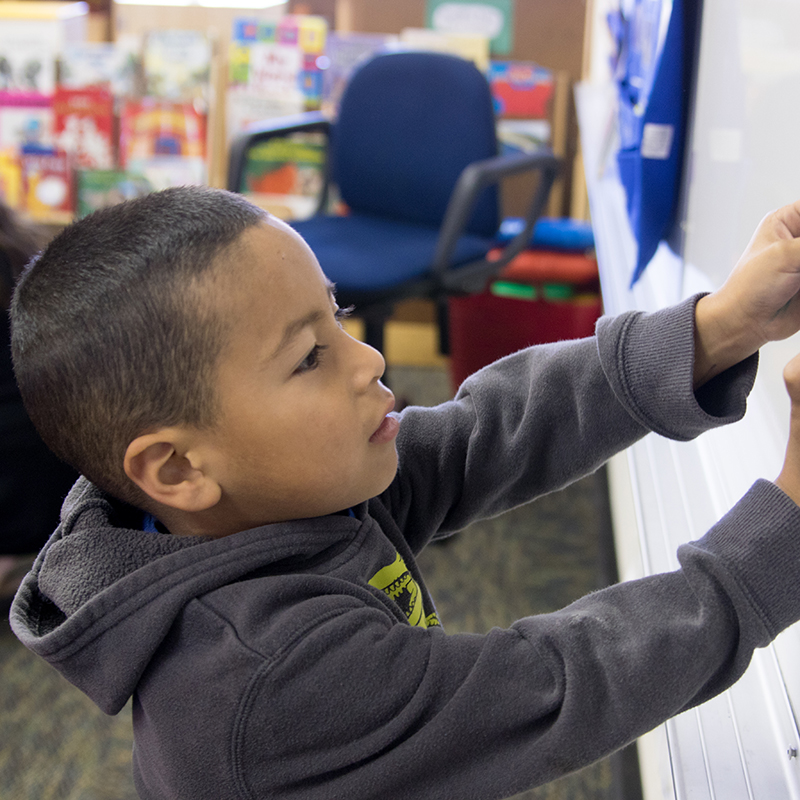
[143,29,212,104]
[237,132,325,195]
[20,149,74,218]
[234,132,326,221]
[320,32,397,113]
[53,86,115,170]
[124,156,206,193]
[119,98,206,168]
[278,15,326,54]
[59,40,140,97]
[489,61,554,119]
[226,90,302,143]
[231,15,326,55]
[245,42,305,105]
[0,92,54,152]
[76,169,152,217]
[119,98,207,189]
[496,119,551,152]
[0,21,60,95]
[229,15,327,111]
[0,148,22,209]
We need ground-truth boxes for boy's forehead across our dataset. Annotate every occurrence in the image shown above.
[240,220,318,275]
[216,221,332,309]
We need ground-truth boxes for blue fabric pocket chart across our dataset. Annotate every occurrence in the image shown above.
[609,0,699,285]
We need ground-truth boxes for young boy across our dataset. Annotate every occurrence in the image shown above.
[9,185,800,800]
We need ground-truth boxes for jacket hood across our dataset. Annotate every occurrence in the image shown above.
[9,478,362,715]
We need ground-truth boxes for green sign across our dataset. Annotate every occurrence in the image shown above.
[426,0,515,55]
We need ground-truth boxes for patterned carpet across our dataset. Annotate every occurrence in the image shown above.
[0,365,640,800]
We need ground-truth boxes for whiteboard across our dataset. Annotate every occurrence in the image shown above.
[682,0,800,443]
[578,3,800,794]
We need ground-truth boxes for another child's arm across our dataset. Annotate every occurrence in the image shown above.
[694,200,800,387]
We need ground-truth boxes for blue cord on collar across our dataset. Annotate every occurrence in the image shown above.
[145,509,354,532]
[143,513,160,533]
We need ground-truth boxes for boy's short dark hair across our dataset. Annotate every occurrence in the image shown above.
[10,185,266,507]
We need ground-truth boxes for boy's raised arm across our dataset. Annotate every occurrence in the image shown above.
[694,200,800,388]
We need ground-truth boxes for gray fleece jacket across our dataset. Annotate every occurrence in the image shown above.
[11,296,800,800]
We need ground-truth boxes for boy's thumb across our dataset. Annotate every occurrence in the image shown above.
[784,352,800,406]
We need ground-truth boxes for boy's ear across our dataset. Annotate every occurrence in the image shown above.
[124,430,222,512]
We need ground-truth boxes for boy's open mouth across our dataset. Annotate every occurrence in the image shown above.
[370,401,399,444]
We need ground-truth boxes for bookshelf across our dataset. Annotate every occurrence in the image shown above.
[112,3,288,190]
[1,0,585,228]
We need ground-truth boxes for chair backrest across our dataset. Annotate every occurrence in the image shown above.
[331,50,500,238]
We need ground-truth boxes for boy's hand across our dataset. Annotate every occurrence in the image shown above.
[694,200,800,388]
[776,353,800,506]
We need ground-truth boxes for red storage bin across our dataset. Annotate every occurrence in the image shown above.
[447,248,602,390]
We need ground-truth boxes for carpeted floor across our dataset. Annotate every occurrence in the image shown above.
[0,365,640,800]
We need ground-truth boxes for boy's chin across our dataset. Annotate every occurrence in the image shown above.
[348,461,399,511]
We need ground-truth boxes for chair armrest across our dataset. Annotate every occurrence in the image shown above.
[434,149,561,290]
[227,111,332,206]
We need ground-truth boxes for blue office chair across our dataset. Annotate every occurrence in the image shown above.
[228,50,560,354]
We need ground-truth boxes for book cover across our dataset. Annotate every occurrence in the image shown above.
[119,98,206,168]
[229,15,327,110]
[238,132,325,195]
[235,132,325,221]
[20,149,74,219]
[231,18,276,48]
[0,92,54,152]
[0,148,22,209]
[246,42,304,104]
[53,86,115,170]
[125,155,206,192]
[0,19,60,95]
[76,169,152,217]
[228,41,252,90]
[226,90,302,143]
[231,15,326,53]
[278,15,327,54]
[489,61,554,118]
[59,40,140,97]
[320,32,397,113]
[496,119,551,152]
[143,29,212,103]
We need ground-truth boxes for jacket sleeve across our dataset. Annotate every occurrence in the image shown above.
[233,480,800,800]
[384,294,757,549]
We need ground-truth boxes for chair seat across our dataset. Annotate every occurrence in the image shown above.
[291,213,495,293]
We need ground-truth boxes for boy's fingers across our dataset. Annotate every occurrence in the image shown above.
[760,200,800,240]
[769,237,800,281]
[744,201,800,257]
[784,353,800,405]
[774,200,800,239]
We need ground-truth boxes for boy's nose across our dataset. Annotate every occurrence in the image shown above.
[351,337,386,390]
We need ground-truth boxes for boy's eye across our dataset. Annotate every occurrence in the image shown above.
[295,344,328,374]
[335,305,354,326]
[293,305,351,375]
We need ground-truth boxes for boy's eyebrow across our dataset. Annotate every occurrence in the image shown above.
[270,281,338,360]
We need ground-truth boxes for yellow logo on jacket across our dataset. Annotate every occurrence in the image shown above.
[369,552,440,628]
